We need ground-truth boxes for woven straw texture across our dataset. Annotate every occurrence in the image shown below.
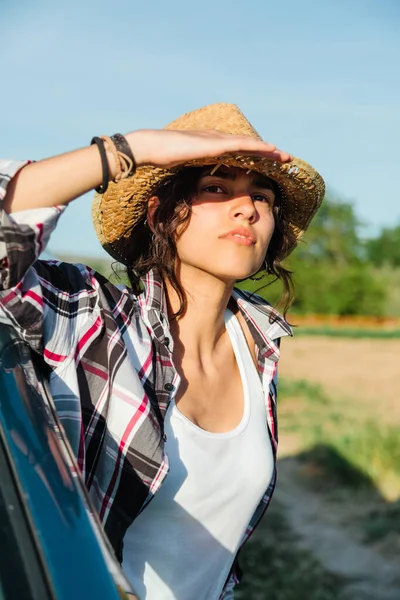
[92,103,325,263]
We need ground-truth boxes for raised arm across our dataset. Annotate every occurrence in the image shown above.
[4,129,291,213]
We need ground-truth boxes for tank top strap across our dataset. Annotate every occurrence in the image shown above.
[224,308,262,392]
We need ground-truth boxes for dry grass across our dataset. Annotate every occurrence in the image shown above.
[236,335,400,598]
[279,336,400,424]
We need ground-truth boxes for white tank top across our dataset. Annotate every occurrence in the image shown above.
[123,310,274,599]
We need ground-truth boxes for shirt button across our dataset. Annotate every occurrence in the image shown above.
[164,337,170,346]
[164,383,174,392]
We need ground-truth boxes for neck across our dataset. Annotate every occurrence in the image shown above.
[165,266,236,361]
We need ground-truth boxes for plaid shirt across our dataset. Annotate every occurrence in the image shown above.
[0,159,292,599]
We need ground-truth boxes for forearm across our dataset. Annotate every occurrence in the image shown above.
[3,144,117,213]
[2,129,160,213]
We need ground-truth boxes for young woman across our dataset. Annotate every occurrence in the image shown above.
[0,103,324,599]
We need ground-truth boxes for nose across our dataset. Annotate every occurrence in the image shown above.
[230,194,257,223]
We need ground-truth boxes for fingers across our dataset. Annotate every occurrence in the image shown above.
[268,149,293,162]
[226,134,277,151]
[207,133,292,163]
[186,130,291,159]
[229,136,291,157]
[126,129,293,168]
[233,145,292,162]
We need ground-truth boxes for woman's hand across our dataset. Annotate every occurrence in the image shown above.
[125,129,292,168]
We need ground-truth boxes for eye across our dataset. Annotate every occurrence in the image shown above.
[252,193,274,205]
[202,185,225,194]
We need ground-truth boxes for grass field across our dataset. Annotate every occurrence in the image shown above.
[279,336,400,428]
[279,335,400,502]
[278,376,400,500]
[237,334,400,599]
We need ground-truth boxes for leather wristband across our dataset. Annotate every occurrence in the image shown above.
[110,133,136,177]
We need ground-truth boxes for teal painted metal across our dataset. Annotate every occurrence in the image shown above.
[0,324,133,600]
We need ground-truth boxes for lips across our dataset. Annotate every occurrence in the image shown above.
[220,227,256,246]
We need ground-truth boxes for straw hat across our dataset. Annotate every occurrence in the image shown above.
[92,103,325,264]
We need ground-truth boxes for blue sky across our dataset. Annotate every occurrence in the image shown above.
[1,0,399,259]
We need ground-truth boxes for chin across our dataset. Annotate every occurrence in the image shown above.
[182,257,264,283]
[211,265,262,283]
[229,262,264,281]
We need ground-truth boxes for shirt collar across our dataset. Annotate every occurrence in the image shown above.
[140,270,293,359]
[231,288,293,362]
[142,269,168,314]
[140,270,171,347]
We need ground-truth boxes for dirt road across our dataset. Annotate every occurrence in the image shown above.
[274,457,400,600]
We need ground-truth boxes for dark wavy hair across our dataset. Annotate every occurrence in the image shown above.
[126,166,296,318]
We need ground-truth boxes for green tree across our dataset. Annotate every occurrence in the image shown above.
[365,225,400,267]
[240,192,388,316]
[293,192,363,265]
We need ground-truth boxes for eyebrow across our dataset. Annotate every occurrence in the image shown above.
[206,167,236,181]
[251,176,276,192]
[202,167,276,191]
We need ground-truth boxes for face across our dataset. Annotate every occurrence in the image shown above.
[173,166,276,283]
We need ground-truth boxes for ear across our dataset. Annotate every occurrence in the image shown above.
[146,196,161,232]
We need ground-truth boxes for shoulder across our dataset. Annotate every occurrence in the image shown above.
[34,259,137,305]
